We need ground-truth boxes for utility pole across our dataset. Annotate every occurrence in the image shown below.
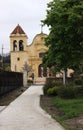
[2,44,4,70]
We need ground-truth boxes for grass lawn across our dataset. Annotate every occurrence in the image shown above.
[52,97,83,121]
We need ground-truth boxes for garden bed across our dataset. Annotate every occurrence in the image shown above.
[40,95,83,130]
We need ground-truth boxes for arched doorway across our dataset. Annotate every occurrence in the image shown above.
[38,64,47,77]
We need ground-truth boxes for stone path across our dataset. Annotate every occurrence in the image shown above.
[0,85,65,130]
[0,106,6,112]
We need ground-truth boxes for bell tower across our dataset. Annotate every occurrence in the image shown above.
[10,24,28,72]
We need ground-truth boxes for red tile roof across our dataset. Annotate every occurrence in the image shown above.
[11,24,26,34]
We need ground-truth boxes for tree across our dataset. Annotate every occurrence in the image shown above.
[42,0,83,84]
[0,54,10,71]
[22,62,32,74]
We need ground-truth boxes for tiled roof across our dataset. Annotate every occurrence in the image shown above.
[11,24,25,34]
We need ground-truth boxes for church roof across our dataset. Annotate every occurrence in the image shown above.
[11,24,26,34]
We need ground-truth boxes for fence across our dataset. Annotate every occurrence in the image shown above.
[0,70,23,96]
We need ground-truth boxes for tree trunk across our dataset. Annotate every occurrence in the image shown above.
[63,69,67,85]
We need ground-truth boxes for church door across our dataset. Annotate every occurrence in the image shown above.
[38,64,47,77]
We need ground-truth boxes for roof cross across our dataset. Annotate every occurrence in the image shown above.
[40,23,43,33]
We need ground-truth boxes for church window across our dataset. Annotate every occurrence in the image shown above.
[17,57,20,61]
[41,37,44,40]
[13,40,17,51]
[39,52,45,58]
[19,40,24,51]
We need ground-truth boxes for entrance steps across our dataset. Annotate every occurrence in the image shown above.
[34,77,46,85]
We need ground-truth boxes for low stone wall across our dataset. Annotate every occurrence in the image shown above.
[46,77,74,84]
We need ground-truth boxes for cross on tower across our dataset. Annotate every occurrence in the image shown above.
[40,23,43,33]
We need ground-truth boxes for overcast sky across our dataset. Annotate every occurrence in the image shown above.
[0,0,51,54]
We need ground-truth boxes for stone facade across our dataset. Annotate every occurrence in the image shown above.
[10,25,48,78]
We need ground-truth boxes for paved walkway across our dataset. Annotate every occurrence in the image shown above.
[0,85,65,130]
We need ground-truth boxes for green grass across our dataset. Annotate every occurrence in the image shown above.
[52,97,83,120]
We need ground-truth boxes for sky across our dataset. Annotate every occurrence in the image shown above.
[0,0,51,54]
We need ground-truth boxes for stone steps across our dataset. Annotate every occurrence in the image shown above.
[34,77,46,84]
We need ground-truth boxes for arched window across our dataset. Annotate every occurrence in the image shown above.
[13,40,17,51]
[19,40,24,51]
[39,52,45,58]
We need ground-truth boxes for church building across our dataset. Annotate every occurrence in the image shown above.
[10,24,73,79]
[10,24,48,78]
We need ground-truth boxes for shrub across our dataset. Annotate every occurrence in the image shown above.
[74,79,83,85]
[27,79,33,84]
[76,86,83,97]
[58,86,78,99]
[43,82,56,95]
[47,87,59,96]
